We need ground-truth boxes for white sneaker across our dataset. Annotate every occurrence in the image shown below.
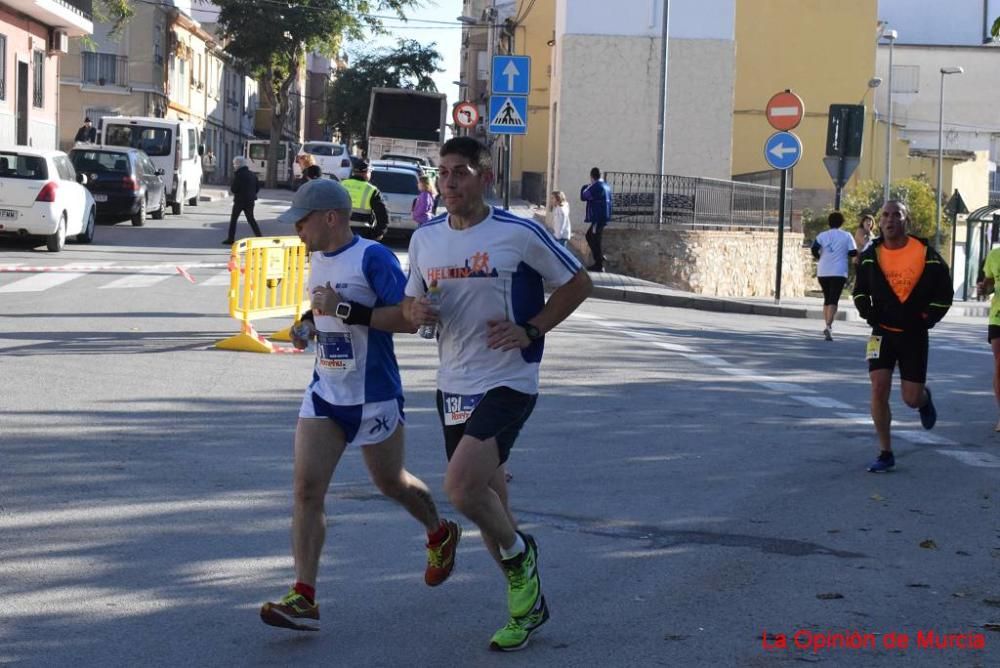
[823,328,833,341]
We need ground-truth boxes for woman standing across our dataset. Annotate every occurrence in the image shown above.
[854,214,876,257]
[412,175,437,226]
[549,191,571,247]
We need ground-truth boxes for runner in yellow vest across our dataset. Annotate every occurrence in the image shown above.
[342,160,389,241]
[978,245,1000,431]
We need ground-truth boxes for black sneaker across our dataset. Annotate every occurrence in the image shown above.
[867,451,895,473]
[919,387,937,430]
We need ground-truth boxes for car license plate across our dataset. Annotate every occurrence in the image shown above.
[0,209,16,219]
[94,194,108,202]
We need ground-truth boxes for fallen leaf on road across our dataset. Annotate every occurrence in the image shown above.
[952,592,968,598]
[816,592,844,600]
[919,539,938,549]
[983,623,1000,632]
[870,493,885,502]
[956,550,972,556]
[983,599,1000,608]
[906,583,930,588]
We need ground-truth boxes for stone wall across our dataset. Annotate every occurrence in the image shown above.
[586,227,811,298]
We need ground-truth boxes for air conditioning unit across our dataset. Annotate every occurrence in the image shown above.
[48,29,68,55]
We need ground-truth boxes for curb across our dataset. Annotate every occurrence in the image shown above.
[590,286,852,321]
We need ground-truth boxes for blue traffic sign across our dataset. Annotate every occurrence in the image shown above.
[492,55,531,96]
[489,96,528,135]
[764,131,802,170]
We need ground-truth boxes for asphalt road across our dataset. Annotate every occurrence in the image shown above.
[1,195,998,667]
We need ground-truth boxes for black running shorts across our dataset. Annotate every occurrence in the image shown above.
[818,276,847,306]
[988,325,1000,343]
[866,327,929,383]
[436,386,537,465]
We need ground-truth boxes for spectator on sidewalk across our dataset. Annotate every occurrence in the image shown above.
[73,117,97,144]
[811,211,857,341]
[977,245,1000,431]
[854,214,876,258]
[580,167,612,272]
[224,157,262,244]
[548,191,571,247]
[202,149,217,184]
[412,175,437,227]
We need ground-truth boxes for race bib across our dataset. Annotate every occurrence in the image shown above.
[866,335,882,360]
[317,331,356,372]
[442,392,484,426]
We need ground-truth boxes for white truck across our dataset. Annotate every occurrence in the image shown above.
[100,116,203,215]
[366,88,448,169]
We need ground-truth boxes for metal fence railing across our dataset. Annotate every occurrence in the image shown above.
[606,172,792,231]
[989,172,1000,207]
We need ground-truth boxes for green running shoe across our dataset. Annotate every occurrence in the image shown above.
[489,596,550,652]
[501,532,541,617]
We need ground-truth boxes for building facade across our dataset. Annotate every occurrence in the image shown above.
[1,0,93,148]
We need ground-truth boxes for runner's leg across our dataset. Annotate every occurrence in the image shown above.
[292,417,348,587]
[362,424,440,531]
[870,368,893,451]
[445,435,517,551]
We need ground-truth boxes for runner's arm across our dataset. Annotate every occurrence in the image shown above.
[370,304,418,334]
[525,268,593,334]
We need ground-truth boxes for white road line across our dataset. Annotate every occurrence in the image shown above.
[200,270,233,287]
[835,412,872,425]
[793,395,852,409]
[0,263,112,293]
[937,345,992,356]
[935,449,1000,468]
[895,430,957,446]
[100,265,177,290]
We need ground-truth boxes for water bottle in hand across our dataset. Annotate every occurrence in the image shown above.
[418,281,441,339]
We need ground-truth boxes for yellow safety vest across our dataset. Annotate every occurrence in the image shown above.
[342,178,375,214]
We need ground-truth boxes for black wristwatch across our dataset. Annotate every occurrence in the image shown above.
[334,302,352,320]
[523,323,543,341]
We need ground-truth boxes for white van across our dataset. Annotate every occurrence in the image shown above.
[245,140,296,188]
[293,141,352,186]
[100,116,203,215]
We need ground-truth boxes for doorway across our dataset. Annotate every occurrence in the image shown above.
[16,60,29,145]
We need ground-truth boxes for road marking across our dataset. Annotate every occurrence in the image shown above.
[937,345,992,356]
[201,270,232,287]
[835,412,872,425]
[99,265,177,290]
[793,395,852,409]
[895,430,957,446]
[935,449,1000,468]
[0,263,112,293]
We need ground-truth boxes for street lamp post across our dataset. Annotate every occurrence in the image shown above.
[936,66,964,249]
[881,29,898,204]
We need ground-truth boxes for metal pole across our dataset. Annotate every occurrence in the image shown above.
[775,168,787,303]
[654,0,670,230]
[883,33,895,204]
[935,71,945,249]
[503,134,512,210]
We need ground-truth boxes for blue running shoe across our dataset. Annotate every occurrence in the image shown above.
[867,451,895,473]
[919,387,937,430]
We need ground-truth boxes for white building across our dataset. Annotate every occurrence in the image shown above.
[549,0,735,215]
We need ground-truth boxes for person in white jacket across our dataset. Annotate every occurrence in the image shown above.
[548,191,571,247]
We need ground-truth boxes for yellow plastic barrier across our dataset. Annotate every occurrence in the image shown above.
[215,236,310,353]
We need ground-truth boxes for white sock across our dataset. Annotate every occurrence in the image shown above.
[499,533,526,560]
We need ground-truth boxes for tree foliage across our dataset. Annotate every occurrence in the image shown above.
[804,177,948,249]
[992,15,1000,38]
[211,0,420,186]
[326,40,443,149]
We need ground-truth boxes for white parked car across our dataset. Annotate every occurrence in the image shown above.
[293,142,352,186]
[0,146,97,252]
[369,165,421,237]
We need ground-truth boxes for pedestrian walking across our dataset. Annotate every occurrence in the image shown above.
[411,175,436,226]
[580,167,612,271]
[224,157,262,244]
[977,245,1000,431]
[403,137,593,651]
[548,191,571,247]
[202,149,217,184]
[811,211,858,340]
[341,160,389,241]
[259,178,461,632]
[73,117,97,143]
[852,200,952,473]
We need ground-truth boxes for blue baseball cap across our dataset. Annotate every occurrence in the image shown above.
[276,178,353,225]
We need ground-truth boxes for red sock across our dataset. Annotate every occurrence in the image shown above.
[427,521,448,545]
[293,581,315,604]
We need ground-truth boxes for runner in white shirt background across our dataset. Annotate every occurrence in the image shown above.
[811,210,858,341]
[259,179,460,634]
[403,137,592,652]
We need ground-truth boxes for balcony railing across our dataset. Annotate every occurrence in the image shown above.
[990,171,1000,207]
[62,0,93,20]
[82,53,128,87]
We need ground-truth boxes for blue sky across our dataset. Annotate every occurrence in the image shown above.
[345,0,463,109]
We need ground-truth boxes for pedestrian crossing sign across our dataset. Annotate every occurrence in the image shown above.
[488,96,528,135]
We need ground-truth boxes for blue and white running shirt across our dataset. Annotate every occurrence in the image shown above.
[405,207,582,395]
[306,236,406,406]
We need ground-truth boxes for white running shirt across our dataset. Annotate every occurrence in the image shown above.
[306,236,405,406]
[815,228,857,277]
[405,207,582,395]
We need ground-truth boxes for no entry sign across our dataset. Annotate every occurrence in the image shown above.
[765,91,805,131]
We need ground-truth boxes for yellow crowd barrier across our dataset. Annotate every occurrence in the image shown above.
[215,236,310,353]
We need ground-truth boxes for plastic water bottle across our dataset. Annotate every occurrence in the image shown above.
[418,281,441,339]
[292,319,315,346]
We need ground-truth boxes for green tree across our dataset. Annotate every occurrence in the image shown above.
[806,177,950,250]
[992,16,999,38]
[326,40,443,150]
[212,0,420,187]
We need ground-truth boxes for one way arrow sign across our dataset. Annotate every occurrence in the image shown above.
[492,55,531,95]
[764,131,803,170]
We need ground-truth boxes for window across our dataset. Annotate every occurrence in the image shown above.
[369,171,419,195]
[32,50,44,107]
[53,156,77,182]
[70,149,134,174]
[0,152,48,180]
[82,53,126,86]
[0,34,6,100]
[187,128,197,159]
[248,144,268,160]
[104,125,173,157]
[304,143,343,157]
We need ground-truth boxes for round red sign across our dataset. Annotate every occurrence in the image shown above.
[765,91,805,131]
[453,102,480,129]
